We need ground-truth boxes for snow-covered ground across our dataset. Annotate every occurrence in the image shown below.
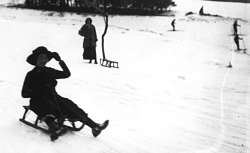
[0,1,250,153]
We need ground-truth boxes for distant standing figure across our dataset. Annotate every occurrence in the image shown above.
[171,19,176,31]
[234,34,242,51]
[199,6,204,15]
[233,20,240,35]
[79,17,98,64]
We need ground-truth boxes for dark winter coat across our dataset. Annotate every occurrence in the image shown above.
[79,23,98,48]
[21,61,86,118]
[22,61,70,98]
[233,21,239,34]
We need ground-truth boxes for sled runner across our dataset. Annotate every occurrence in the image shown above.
[19,105,85,141]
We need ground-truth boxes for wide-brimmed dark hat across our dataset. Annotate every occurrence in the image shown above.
[26,46,53,65]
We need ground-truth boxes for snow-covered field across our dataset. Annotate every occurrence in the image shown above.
[0,1,250,153]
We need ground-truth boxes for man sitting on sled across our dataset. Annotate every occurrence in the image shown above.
[21,46,108,140]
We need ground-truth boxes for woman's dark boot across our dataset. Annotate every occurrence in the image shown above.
[44,116,57,132]
[44,116,67,141]
[77,111,109,137]
[92,120,109,137]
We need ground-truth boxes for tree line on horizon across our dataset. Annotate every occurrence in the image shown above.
[24,0,176,14]
[206,0,250,3]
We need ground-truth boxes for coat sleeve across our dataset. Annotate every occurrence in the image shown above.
[21,72,33,98]
[93,26,98,41]
[78,25,85,37]
[48,60,71,79]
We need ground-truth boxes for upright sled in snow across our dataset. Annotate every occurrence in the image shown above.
[99,2,119,68]
[19,105,85,141]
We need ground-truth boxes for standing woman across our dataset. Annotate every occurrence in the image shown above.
[79,17,98,64]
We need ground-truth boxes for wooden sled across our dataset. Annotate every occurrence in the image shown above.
[19,105,85,140]
[100,58,119,68]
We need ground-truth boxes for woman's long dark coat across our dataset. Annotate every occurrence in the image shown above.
[79,23,98,60]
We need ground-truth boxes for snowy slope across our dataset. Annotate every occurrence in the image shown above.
[0,1,250,153]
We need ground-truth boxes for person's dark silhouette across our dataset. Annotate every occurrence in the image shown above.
[171,19,176,31]
[234,34,242,51]
[199,6,204,15]
[21,46,108,140]
[233,20,240,35]
[79,17,98,64]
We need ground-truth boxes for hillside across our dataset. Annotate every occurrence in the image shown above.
[0,1,249,153]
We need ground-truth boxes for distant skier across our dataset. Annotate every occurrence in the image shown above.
[233,20,240,35]
[79,17,98,64]
[22,46,108,140]
[171,19,176,31]
[234,34,243,51]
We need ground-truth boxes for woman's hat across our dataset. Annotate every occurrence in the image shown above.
[26,46,53,65]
